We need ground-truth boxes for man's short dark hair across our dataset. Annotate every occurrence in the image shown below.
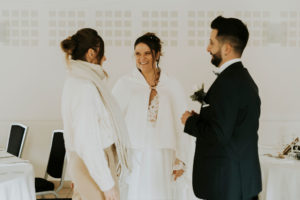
[211,16,249,55]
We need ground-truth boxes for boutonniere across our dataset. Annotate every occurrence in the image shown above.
[190,83,207,104]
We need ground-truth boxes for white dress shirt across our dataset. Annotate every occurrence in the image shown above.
[213,58,242,75]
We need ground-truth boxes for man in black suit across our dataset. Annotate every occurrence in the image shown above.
[181,16,261,200]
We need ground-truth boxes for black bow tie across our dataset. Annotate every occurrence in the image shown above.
[213,71,220,76]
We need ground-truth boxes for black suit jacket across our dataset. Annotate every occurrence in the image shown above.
[184,62,262,200]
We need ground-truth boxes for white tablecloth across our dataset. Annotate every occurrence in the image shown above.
[0,151,35,200]
[259,147,300,200]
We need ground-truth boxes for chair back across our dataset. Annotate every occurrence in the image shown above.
[7,123,28,157]
[46,130,66,178]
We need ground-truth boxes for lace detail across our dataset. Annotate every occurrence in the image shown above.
[147,94,159,125]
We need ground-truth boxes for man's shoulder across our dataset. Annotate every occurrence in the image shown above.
[222,62,252,81]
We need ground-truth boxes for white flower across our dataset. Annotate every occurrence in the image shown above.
[192,83,204,91]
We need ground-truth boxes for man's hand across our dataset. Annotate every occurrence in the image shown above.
[181,111,195,125]
[104,186,120,200]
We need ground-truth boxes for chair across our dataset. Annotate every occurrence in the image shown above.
[6,123,28,157]
[35,130,67,198]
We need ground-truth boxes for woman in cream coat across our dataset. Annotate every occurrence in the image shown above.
[112,33,194,200]
[61,28,130,200]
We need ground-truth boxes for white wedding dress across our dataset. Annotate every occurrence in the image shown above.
[125,94,176,200]
[113,70,199,200]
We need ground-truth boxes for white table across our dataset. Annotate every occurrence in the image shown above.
[0,151,35,200]
[259,147,300,200]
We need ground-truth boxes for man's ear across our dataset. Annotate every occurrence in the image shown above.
[222,43,232,57]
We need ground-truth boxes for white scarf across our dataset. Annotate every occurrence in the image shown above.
[68,59,131,172]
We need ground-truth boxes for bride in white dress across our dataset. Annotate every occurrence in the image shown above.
[112,33,194,200]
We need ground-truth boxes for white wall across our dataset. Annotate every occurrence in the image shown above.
[0,0,299,177]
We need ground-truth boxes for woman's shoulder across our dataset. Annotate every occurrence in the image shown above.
[116,73,131,83]
[114,69,138,86]
[161,72,183,88]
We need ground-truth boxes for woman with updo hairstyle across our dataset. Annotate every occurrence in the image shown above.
[112,32,193,199]
[61,28,131,200]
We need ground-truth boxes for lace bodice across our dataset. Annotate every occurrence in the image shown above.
[147,93,159,125]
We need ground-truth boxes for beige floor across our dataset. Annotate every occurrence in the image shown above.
[36,181,73,199]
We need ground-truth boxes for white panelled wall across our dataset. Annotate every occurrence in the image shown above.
[0,0,299,178]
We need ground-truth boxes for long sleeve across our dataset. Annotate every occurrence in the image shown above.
[184,80,239,146]
[71,82,115,191]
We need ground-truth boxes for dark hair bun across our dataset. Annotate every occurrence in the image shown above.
[60,36,77,55]
[60,28,104,62]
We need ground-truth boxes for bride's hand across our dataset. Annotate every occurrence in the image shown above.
[173,169,184,181]
[173,158,185,181]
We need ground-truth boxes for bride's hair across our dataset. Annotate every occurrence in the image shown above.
[61,28,105,63]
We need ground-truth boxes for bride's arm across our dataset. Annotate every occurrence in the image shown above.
[112,78,130,114]
[170,79,195,180]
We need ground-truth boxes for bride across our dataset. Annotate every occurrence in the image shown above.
[112,32,193,200]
